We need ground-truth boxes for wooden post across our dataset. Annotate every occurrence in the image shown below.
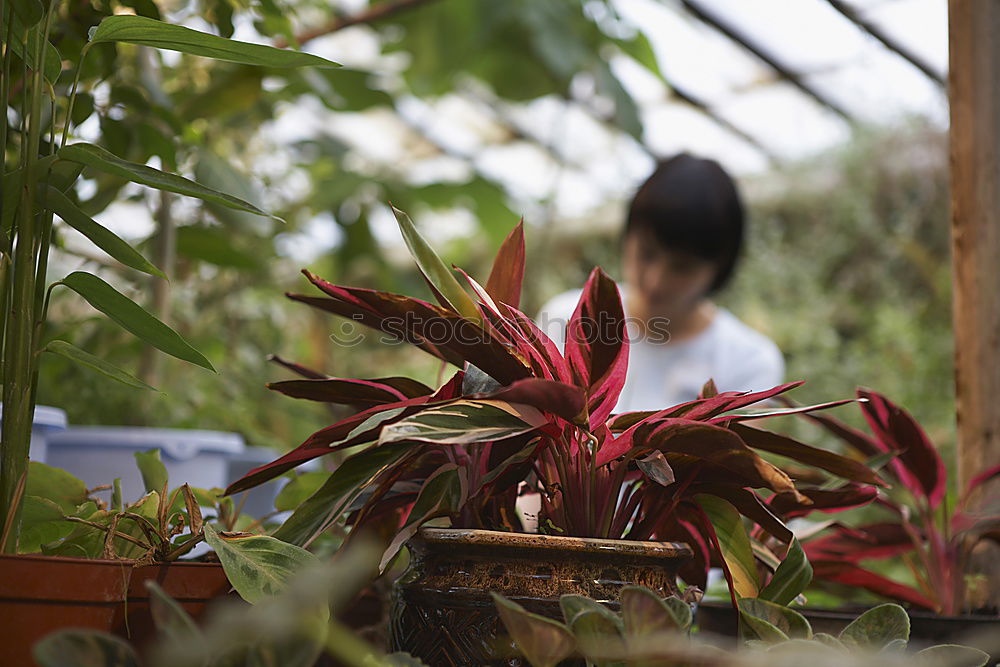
[949,0,1000,501]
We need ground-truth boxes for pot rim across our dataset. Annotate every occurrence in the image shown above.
[0,552,223,569]
[415,526,692,559]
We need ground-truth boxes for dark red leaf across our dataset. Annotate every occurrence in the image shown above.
[961,462,1000,506]
[477,378,586,425]
[810,560,936,610]
[501,303,573,384]
[732,424,887,487]
[609,419,800,497]
[857,388,946,508]
[564,267,629,430]
[485,220,525,309]
[768,484,878,519]
[293,271,533,385]
[804,522,916,561]
[268,376,433,408]
[608,383,803,432]
[267,354,327,379]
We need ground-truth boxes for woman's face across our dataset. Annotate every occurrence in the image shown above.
[622,227,718,319]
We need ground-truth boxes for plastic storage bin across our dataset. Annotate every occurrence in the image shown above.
[0,404,68,463]
[46,427,245,506]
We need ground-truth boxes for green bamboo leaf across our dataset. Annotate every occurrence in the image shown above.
[88,15,340,68]
[57,143,278,220]
[1,10,61,83]
[10,0,43,27]
[60,271,215,371]
[44,340,158,391]
[203,524,318,603]
[391,205,483,324]
[40,186,165,278]
[696,495,760,599]
[758,538,813,606]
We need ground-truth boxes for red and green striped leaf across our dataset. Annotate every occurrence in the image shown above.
[485,220,526,309]
[564,267,629,430]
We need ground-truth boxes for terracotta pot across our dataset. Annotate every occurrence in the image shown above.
[0,553,230,665]
[389,527,692,666]
[696,601,1000,660]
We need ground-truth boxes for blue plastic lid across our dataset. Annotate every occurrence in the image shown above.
[0,404,68,430]
[48,427,245,461]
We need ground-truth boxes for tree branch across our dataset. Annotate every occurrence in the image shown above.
[277,0,441,49]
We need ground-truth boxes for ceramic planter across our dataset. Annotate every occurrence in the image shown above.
[389,527,692,666]
[0,554,230,665]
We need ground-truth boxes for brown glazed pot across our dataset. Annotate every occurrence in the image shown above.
[389,527,692,666]
[0,553,230,665]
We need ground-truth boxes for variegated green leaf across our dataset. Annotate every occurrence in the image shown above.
[391,205,483,324]
[379,400,546,445]
[203,524,318,603]
[696,495,760,599]
[758,538,812,606]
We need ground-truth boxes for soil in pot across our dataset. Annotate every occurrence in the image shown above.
[0,554,230,665]
[389,527,692,666]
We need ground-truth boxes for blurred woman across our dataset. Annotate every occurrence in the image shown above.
[537,153,783,412]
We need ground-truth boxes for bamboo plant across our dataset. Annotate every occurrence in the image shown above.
[0,2,338,552]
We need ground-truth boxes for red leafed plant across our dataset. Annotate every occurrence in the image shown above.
[227,209,883,585]
[777,389,1000,615]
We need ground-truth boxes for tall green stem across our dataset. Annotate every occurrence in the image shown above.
[0,7,51,552]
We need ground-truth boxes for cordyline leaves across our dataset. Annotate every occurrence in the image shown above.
[804,522,915,562]
[607,382,806,433]
[380,463,467,570]
[624,420,800,497]
[731,424,886,487]
[485,219,526,309]
[390,205,483,325]
[292,271,531,384]
[225,395,438,494]
[695,495,760,599]
[267,376,432,408]
[857,388,947,508]
[379,399,548,446]
[810,560,936,610]
[768,484,878,519]
[565,267,628,431]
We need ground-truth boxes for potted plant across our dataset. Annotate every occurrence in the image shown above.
[1,5,337,662]
[493,585,992,667]
[698,389,1000,652]
[1,448,321,664]
[226,210,884,664]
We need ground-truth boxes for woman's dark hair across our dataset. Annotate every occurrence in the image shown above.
[624,153,745,292]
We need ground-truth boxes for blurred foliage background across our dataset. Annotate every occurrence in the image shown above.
[28,0,952,469]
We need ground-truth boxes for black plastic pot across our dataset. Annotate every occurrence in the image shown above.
[696,600,1000,659]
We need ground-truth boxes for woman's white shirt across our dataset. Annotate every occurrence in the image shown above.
[535,287,784,412]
